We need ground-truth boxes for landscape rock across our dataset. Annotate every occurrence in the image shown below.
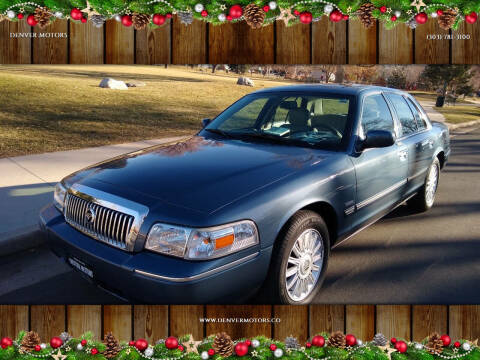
[126,81,146,87]
[237,77,254,87]
[99,78,128,90]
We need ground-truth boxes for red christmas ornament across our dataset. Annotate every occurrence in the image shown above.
[166,13,172,18]
[178,345,184,352]
[263,5,269,12]
[415,12,428,24]
[329,10,342,22]
[208,349,215,356]
[293,9,300,15]
[70,8,83,21]
[345,334,356,347]
[245,340,251,347]
[299,11,312,24]
[81,340,88,346]
[1,338,13,348]
[235,343,249,357]
[391,338,397,344]
[269,344,277,351]
[135,339,149,351]
[128,341,135,346]
[395,341,407,353]
[152,14,166,25]
[17,13,24,19]
[436,9,443,16]
[306,343,312,348]
[201,10,208,17]
[379,6,387,13]
[81,17,87,23]
[165,337,178,350]
[454,342,461,348]
[391,15,397,21]
[229,5,243,19]
[50,337,63,349]
[26,14,38,26]
[465,12,478,24]
[122,14,133,27]
[342,14,349,20]
[311,336,325,347]
[226,15,233,20]
[441,335,451,347]
[91,348,98,355]
[35,345,41,352]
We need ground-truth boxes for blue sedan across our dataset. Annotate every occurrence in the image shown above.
[39,84,450,304]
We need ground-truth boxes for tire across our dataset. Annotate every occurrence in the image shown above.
[267,210,330,304]
[408,157,440,212]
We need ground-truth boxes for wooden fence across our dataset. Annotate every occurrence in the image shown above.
[1,17,479,64]
[1,305,479,342]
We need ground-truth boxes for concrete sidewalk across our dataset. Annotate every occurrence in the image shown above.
[0,136,185,256]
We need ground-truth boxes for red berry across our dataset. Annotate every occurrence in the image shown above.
[1,338,13,348]
[81,17,87,23]
[1,345,6,349]
[17,13,24,19]
[269,344,277,351]
[395,341,407,353]
[208,349,215,356]
[343,14,349,20]
[306,342,312,348]
[81,340,88,346]
[391,338,397,344]
[35,345,41,351]
[200,10,208,17]
[166,13,172,18]
[128,341,135,346]
[454,341,461,348]
[379,6,387,13]
[245,340,251,346]
[91,348,98,355]
[436,9,443,16]
[391,15,397,21]
[178,345,184,351]
[263,5,269,12]
[226,15,233,21]
[293,9,300,15]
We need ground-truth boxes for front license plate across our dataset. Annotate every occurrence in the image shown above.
[68,257,94,278]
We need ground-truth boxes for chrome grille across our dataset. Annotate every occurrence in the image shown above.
[64,193,134,250]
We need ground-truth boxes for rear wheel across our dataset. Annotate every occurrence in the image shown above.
[408,158,440,212]
[268,210,330,304]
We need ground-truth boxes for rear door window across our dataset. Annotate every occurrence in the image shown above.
[361,94,395,134]
[386,93,418,137]
[406,98,427,130]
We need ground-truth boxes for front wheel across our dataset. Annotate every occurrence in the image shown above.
[268,210,330,304]
[408,158,440,212]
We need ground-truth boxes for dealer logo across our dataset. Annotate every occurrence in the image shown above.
[85,207,96,223]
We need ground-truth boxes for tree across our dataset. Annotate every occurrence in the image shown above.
[419,65,474,99]
[386,67,407,89]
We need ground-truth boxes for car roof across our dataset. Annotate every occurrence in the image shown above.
[250,84,405,96]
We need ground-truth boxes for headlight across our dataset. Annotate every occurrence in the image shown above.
[145,220,258,260]
[53,182,67,212]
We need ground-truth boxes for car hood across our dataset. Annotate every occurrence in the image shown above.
[65,136,332,213]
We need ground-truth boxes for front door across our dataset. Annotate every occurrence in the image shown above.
[350,93,409,230]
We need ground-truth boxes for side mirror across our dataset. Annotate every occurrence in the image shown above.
[202,118,211,128]
[361,130,396,150]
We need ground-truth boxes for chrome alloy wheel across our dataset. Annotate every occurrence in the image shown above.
[285,229,324,302]
[425,163,439,207]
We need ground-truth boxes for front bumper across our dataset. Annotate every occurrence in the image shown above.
[39,204,272,303]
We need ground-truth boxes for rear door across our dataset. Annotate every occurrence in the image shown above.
[350,93,408,229]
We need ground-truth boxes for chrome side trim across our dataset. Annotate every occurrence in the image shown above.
[407,167,428,182]
[344,206,355,216]
[134,252,259,282]
[356,179,407,210]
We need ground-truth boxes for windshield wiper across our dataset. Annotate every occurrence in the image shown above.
[204,128,235,138]
[234,131,319,149]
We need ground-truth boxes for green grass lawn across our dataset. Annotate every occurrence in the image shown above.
[0,65,294,158]
[435,105,480,124]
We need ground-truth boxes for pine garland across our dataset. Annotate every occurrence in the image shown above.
[0,0,478,28]
[0,332,479,360]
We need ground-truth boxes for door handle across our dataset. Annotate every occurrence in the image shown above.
[397,149,408,161]
[421,139,433,148]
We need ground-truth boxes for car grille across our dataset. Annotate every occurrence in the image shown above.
[64,193,135,250]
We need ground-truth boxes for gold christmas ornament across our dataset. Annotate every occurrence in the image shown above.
[51,350,67,360]
[410,0,426,12]
[184,336,202,354]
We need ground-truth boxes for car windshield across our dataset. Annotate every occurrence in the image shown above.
[204,92,353,150]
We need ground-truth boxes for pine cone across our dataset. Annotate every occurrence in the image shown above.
[103,332,121,359]
[426,333,443,354]
[178,11,194,25]
[212,332,234,357]
[91,14,106,28]
[357,3,376,28]
[244,4,265,29]
[34,7,52,28]
[372,333,387,347]
[285,336,299,349]
[438,9,457,30]
[21,331,41,352]
[132,13,150,30]
[327,331,346,348]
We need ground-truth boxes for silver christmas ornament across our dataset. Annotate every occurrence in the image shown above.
[156,339,165,345]
[462,343,471,351]
[273,348,283,358]
[414,343,423,350]
[251,340,260,348]
[144,347,154,357]
[7,10,16,18]
[201,351,209,360]
[114,14,122,22]
[268,1,277,10]
[431,11,438,18]
[40,344,47,350]
[218,13,226,21]
[356,340,363,346]
[54,11,63,18]
[324,4,333,14]
[77,344,84,351]
[394,10,401,17]
[194,3,204,12]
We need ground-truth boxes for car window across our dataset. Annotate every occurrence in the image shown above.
[406,98,427,130]
[387,93,418,136]
[218,97,269,131]
[361,94,394,134]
